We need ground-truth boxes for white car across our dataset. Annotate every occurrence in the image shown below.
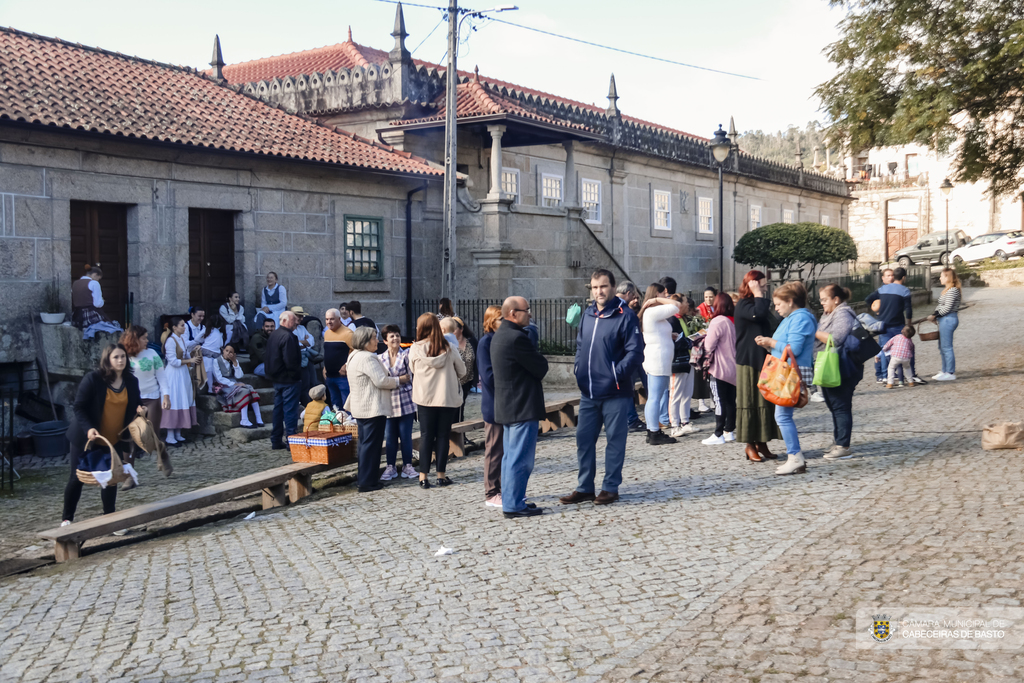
[951,231,1024,264]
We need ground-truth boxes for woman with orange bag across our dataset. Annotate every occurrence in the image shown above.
[754,282,817,475]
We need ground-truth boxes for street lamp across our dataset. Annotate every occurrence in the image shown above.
[710,125,732,292]
[940,178,953,264]
[440,2,518,310]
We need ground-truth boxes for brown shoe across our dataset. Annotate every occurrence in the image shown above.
[594,490,619,505]
[745,443,763,462]
[756,443,778,460]
[559,490,597,504]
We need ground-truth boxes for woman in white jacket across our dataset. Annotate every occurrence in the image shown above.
[639,283,683,446]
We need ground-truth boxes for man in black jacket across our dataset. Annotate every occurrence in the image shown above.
[265,311,302,449]
[492,296,549,518]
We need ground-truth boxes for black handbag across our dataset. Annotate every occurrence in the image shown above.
[848,323,882,365]
[671,335,692,374]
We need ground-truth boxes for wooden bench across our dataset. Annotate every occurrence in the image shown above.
[39,462,329,563]
[445,398,583,457]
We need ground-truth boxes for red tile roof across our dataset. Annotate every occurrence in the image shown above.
[396,77,593,132]
[0,28,442,177]
[221,38,703,140]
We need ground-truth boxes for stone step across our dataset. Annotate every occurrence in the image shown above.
[225,424,274,443]
[242,373,274,390]
[211,404,274,430]
[196,387,275,413]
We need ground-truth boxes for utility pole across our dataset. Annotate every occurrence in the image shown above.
[441,0,459,309]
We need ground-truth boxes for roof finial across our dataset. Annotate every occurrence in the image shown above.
[210,34,225,81]
[348,25,353,42]
[474,65,480,82]
[390,2,412,63]
[728,116,738,139]
[606,73,621,118]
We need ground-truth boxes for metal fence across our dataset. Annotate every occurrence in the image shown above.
[1,393,16,493]
[412,298,587,355]
[802,264,930,313]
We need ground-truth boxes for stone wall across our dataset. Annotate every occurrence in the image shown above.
[0,127,442,364]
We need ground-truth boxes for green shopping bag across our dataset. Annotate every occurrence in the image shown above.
[565,303,582,328]
[812,334,841,388]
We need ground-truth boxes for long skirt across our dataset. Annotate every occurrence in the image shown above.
[162,364,197,429]
[735,364,782,444]
[692,369,713,401]
[214,382,259,413]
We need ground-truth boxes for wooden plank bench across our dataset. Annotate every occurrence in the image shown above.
[445,397,583,457]
[39,462,329,563]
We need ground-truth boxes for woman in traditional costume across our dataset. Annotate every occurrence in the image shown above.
[211,344,263,428]
[254,272,287,328]
[161,317,198,446]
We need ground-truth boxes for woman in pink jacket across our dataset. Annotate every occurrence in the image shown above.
[701,292,737,446]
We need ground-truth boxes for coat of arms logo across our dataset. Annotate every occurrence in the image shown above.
[870,614,894,642]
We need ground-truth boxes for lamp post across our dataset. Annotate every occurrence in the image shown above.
[710,125,732,292]
[940,178,953,264]
[440,2,517,310]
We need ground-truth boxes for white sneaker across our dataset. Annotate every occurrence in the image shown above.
[936,373,956,381]
[809,392,826,403]
[485,494,502,508]
[60,520,71,527]
[400,464,418,479]
[932,372,945,380]
[702,434,726,445]
[678,423,695,435]
[823,446,852,460]
[379,465,398,481]
[723,431,736,442]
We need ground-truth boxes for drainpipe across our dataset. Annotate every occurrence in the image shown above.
[406,183,429,336]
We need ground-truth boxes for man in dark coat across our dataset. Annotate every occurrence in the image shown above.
[264,311,302,449]
[491,296,549,518]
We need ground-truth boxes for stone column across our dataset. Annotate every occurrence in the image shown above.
[563,141,577,206]
[487,125,506,199]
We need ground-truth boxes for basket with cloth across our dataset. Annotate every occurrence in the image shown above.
[75,435,139,489]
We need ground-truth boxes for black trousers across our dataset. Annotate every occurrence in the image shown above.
[62,446,119,522]
[418,405,456,475]
[711,378,737,437]
[355,415,387,490]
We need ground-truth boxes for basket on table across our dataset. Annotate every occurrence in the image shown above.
[288,429,356,467]
[76,435,131,487]
[917,320,940,342]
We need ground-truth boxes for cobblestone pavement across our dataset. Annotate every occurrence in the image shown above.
[0,288,1021,682]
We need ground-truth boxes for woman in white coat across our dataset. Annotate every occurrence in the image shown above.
[639,283,683,446]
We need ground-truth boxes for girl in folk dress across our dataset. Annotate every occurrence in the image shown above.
[255,272,287,328]
[162,317,199,445]
[211,344,264,428]
[201,312,226,393]
[219,292,250,350]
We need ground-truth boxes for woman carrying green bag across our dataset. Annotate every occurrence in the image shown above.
[814,284,860,460]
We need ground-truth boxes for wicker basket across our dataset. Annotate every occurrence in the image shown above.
[918,321,940,342]
[76,435,130,487]
[288,431,356,467]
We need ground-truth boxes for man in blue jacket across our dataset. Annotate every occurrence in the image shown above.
[864,267,921,385]
[560,269,643,506]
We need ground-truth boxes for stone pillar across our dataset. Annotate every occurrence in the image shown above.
[563,141,577,206]
[487,125,506,199]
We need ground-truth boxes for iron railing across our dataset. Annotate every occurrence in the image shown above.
[1,393,15,493]
[803,264,931,313]
[412,298,587,355]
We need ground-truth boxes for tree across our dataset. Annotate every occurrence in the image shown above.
[738,121,842,170]
[816,1,1024,198]
[733,223,859,281]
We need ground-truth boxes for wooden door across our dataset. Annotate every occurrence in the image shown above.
[188,209,236,310]
[886,221,918,261]
[70,202,129,324]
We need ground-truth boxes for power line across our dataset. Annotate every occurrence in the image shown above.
[370,0,762,81]
[412,15,446,54]
[487,17,761,81]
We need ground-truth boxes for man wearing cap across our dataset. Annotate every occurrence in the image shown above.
[290,306,318,404]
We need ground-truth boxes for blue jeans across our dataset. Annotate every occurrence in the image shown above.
[774,404,801,455]
[254,363,265,378]
[271,382,300,447]
[575,395,631,494]
[645,374,670,431]
[821,378,856,448]
[324,376,349,409]
[385,413,414,468]
[938,312,959,374]
[502,421,539,513]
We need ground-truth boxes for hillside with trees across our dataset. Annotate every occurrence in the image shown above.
[738,121,841,171]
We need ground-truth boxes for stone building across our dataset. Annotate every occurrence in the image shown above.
[0,27,444,374]
[845,142,1021,264]
[223,6,851,301]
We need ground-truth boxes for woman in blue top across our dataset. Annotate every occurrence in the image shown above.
[754,282,817,475]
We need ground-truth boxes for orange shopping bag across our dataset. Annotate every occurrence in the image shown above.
[758,345,806,408]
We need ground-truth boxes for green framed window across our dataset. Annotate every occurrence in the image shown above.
[344,216,383,280]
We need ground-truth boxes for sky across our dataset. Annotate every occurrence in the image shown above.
[0,0,847,138]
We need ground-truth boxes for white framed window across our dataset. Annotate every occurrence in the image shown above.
[750,205,762,230]
[698,197,713,234]
[783,209,794,224]
[541,173,563,207]
[501,168,520,202]
[654,190,671,230]
[581,179,602,223]
[820,213,830,226]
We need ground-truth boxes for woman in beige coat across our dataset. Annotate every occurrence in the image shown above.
[409,313,466,488]
[345,327,406,493]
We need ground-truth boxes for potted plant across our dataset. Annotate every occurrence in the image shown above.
[40,280,65,324]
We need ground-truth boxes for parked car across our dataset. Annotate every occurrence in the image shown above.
[951,231,1024,264]
[894,230,969,267]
